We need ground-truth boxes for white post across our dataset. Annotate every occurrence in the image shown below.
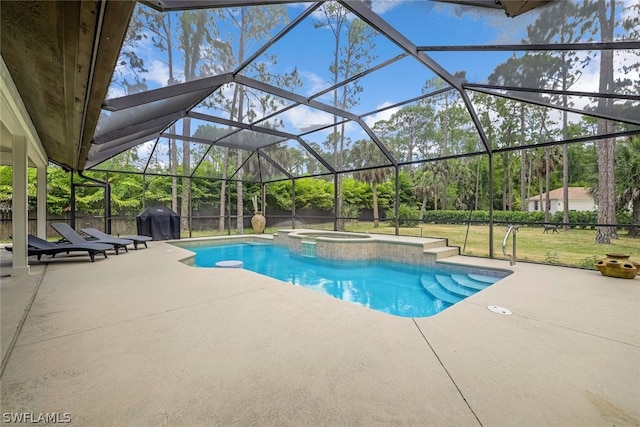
[11,134,29,276]
[37,165,47,238]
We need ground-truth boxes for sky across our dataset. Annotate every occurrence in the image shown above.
[100,0,638,168]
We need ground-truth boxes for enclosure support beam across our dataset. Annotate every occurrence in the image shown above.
[11,134,29,276]
[291,179,296,229]
[37,165,47,238]
[488,154,494,259]
[227,184,231,236]
[142,174,146,209]
[261,182,266,217]
[106,181,111,234]
[188,179,192,238]
[334,173,338,232]
[395,166,399,236]
[78,171,111,234]
[70,171,76,230]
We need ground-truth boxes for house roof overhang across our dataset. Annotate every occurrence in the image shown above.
[0,0,134,170]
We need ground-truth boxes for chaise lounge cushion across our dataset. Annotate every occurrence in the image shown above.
[80,228,152,250]
[51,223,133,255]
[5,235,113,262]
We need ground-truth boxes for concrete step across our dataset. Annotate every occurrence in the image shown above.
[469,274,499,284]
[424,246,460,260]
[420,275,462,305]
[422,239,449,250]
[450,274,489,291]
[435,274,475,298]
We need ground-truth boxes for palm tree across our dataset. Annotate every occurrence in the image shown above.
[616,138,640,237]
[351,140,392,227]
[413,168,437,220]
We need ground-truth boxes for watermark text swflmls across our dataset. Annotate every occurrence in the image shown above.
[2,412,72,424]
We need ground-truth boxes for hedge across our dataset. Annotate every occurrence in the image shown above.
[420,209,634,227]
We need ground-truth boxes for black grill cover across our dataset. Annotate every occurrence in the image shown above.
[136,207,180,240]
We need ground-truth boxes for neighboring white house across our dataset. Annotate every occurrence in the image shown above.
[526,187,596,214]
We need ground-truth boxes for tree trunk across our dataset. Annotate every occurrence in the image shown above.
[630,199,640,238]
[595,0,617,244]
[180,118,191,232]
[372,183,379,227]
[166,15,177,214]
[520,106,527,211]
[218,149,228,232]
[170,138,178,212]
[502,153,509,210]
[527,156,533,206]
[562,60,570,231]
[434,189,438,211]
[474,158,480,210]
[419,193,427,222]
[236,170,243,233]
[539,178,543,214]
[544,147,551,222]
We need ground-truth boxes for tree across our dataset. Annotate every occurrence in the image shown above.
[421,75,474,209]
[135,7,183,214]
[351,140,391,227]
[109,10,148,97]
[595,0,617,243]
[413,167,437,219]
[385,105,432,176]
[523,1,594,230]
[615,137,640,237]
[209,4,297,233]
[489,54,564,213]
[178,10,213,231]
[315,3,377,230]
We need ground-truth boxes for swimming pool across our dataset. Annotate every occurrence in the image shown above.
[185,241,509,317]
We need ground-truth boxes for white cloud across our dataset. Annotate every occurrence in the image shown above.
[371,0,405,15]
[620,0,638,23]
[282,105,335,132]
[106,86,127,100]
[144,59,171,87]
[300,70,329,97]
[572,53,600,94]
[136,140,157,158]
[363,103,399,128]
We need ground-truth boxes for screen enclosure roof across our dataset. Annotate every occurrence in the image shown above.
[86,0,640,183]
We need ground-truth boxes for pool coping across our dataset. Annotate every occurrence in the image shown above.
[170,229,478,271]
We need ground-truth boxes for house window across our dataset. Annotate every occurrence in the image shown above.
[534,201,539,211]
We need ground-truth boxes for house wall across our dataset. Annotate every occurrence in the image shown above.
[527,198,596,214]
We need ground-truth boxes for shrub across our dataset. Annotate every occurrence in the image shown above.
[577,255,598,270]
[387,204,420,227]
[544,251,560,265]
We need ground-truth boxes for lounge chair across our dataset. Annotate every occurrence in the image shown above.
[80,227,152,250]
[5,234,112,262]
[51,222,133,255]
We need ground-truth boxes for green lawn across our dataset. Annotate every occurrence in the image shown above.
[345,222,639,269]
[186,222,640,269]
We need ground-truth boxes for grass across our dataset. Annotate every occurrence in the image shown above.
[180,222,640,269]
[343,222,640,269]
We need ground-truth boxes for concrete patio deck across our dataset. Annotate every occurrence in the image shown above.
[1,237,638,426]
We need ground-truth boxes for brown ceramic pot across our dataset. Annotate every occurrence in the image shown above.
[596,253,639,279]
[251,212,266,234]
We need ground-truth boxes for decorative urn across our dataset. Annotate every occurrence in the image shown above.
[596,254,639,279]
[251,211,266,234]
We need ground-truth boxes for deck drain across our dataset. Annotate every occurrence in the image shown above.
[488,305,512,315]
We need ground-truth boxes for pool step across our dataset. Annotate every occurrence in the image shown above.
[423,246,460,260]
[450,274,490,291]
[435,274,475,298]
[420,275,462,305]
[468,274,499,284]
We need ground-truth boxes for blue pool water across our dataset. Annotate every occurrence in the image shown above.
[186,242,506,317]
